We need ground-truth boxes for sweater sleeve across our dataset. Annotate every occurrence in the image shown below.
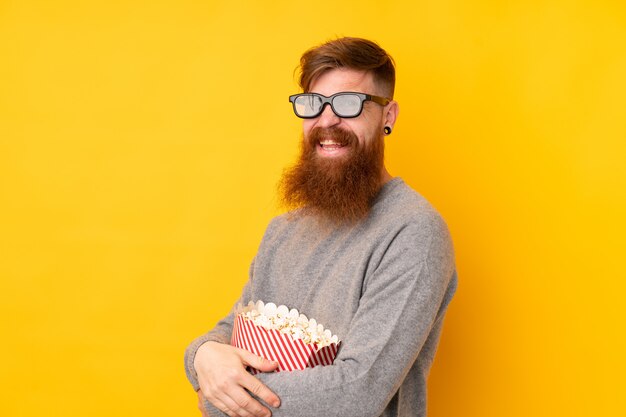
[202,215,457,417]
[183,257,256,391]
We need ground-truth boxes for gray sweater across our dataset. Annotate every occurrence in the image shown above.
[185,177,458,417]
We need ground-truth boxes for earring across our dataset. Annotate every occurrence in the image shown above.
[384,126,392,135]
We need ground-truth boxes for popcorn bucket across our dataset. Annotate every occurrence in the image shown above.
[230,301,341,374]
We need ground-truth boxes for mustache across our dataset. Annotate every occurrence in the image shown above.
[308,127,357,147]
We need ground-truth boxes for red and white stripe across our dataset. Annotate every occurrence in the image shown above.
[231,315,340,374]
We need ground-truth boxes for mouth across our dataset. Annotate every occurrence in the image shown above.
[317,139,349,157]
[319,139,346,151]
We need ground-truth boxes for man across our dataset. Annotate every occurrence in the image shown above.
[185,37,458,417]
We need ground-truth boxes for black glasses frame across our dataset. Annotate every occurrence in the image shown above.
[288,92,391,119]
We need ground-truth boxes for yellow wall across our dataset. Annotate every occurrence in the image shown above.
[1,1,624,416]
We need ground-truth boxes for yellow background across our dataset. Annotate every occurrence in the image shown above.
[1,1,625,416]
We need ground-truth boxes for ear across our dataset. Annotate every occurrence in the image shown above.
[383,100,399,131]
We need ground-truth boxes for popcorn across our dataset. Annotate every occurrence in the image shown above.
[231,300,341,373]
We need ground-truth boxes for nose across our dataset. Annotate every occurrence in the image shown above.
[315,103,341,128]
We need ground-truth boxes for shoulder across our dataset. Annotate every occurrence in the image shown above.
[255,209,307,250]
[367,178,455,269]
[372,178,451,239]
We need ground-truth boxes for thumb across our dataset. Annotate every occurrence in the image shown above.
[238,349,279,372]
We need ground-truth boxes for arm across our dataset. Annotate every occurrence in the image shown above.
[194,341,280,417]
[250,218,456,417]
[185,258,281,417]
[184,215,281,391]
[188,215,456,417]
[185,253,261,390]
[184,311,236,391]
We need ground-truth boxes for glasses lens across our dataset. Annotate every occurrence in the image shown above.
[294,95,322,117]
[332,94,362,117]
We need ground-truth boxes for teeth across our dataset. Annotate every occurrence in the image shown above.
[320,140,343,146]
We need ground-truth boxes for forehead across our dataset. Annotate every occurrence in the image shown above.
[309,68,377,96]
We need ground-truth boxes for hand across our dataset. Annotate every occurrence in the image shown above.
[194,341,280,417]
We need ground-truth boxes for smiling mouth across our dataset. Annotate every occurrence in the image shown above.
[319,139,346,150]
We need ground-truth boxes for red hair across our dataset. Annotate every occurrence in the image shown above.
[298,37,396,99]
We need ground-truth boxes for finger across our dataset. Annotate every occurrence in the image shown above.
[240,372,281,409]
[206,382,258,417]
[237,349,279,373]
[226,387,272,417]
[207,396,238,417]
[202,388,238,417]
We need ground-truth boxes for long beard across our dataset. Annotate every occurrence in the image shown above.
[279,126,385,225]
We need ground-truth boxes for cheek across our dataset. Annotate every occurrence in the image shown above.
[351,124,381,147]
[341,122,367,143]
[302,120,315,136]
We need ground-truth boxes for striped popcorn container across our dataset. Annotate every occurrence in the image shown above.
[230,301,341,374]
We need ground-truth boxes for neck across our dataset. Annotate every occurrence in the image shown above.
[381,167,393,185]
